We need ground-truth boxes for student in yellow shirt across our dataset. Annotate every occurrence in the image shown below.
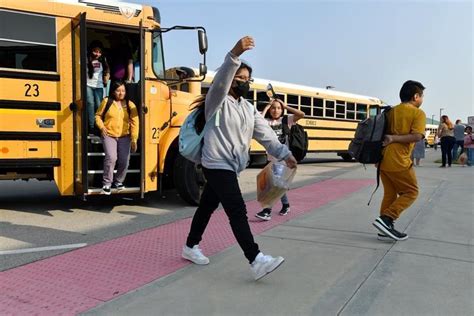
[95,81,139,195]
[373,80,426,241]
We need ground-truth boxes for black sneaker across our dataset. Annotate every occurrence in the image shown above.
[373,216,408,241]
[101,185,111,195]
[255,208,272,221]
[279,204,290,216]
[112,182,125,191]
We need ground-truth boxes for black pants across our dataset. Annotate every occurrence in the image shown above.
[440,136,456,166]
[186,168,260,263]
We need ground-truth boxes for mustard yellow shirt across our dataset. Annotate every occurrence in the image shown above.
[380,103,426,172]
[95,98,139,142]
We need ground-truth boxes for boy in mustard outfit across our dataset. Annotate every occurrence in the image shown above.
[373,80,426,241]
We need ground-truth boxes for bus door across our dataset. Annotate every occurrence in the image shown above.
[71,12,88,196]
[139,20,145,198]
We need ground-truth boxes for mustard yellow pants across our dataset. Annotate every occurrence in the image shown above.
[380,167,419,220]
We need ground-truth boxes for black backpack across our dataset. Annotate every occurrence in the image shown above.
[348,107,392,164]
[282,115,308,162]
[348,106,391,204]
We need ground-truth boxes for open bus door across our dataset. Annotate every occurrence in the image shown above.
[139,20,145,198]
[71,12,88,197]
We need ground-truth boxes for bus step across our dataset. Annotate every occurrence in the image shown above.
[87,169,140,174]
[87,187,140,195]
[87,152,140,157]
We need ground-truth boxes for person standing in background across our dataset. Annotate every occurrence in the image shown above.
[438,115,455,167]
[452,119,466,160]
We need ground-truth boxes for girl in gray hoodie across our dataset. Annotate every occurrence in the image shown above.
[181,36,297,280]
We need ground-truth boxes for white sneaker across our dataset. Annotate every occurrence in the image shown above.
[182,245,209,265]
[250,252,285,281]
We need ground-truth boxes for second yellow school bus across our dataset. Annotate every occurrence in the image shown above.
[169,69,384,162]
[0,0,209,205]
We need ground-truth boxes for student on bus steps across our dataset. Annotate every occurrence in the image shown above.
[86,41,109,136]
[372,80,426,241]
[181,36,298,280]
[255,98,304,220]
[95,81,139,195]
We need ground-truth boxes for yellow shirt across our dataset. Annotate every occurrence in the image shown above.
[380,103,426,172]
[95,98,139,142]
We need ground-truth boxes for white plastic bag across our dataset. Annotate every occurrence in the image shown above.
[257,162,297,208]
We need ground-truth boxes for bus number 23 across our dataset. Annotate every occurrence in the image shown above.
[24,84,40,97]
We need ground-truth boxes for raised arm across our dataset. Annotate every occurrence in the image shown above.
[282,100,305,122]
[204,36,255,120]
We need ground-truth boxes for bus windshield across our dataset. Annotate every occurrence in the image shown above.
[152,32,165,78]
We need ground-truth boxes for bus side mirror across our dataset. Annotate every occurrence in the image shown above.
[199,63,207,76]
[198,30,208,55]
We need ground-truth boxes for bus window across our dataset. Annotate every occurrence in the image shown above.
[301,96,311,116]
[369,105,378,118]
[152,32,165,78]
[356,103,367,120]
[313,98,324,117]
[336,101,345,119]
[0,10,56,72]
[346,102,355,120]
[287,94,299,109]
[256,90,268,111]
[325,100,335,118]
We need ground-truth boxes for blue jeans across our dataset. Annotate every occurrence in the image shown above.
[87,86,104,130]
[467,148,474,166]
[452,140,464,160]
[280,193,289,205]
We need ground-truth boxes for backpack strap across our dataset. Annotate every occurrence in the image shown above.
[282,115,290,136]
[101,98,131,121]
[101,97,114,121]
[367,162,381,206]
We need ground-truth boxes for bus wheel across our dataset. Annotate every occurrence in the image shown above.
[340,153,353,162]
[173,154,205,205]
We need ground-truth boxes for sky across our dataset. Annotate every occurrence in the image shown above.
[127,0,472,123]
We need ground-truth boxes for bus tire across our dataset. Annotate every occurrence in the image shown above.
[340,153,353,162]
[173,154,205,206]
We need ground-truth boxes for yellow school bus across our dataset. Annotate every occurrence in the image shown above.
[168,69,384,162]
[0,0,209,204]
[425,124,438,147]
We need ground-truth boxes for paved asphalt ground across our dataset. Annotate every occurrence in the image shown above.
[1,150,472,315]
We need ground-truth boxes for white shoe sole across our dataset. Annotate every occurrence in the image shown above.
[102,190,111,195]
[254,257,285,281]
[372,219,408,241]
[255,214,271,221]
[182,252,209,265]
[377,234,395,242]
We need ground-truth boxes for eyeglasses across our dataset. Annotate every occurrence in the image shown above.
[234,76,254,83]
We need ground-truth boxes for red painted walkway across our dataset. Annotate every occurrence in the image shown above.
[0,179,373,315]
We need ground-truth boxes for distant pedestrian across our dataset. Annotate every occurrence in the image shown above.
[411,138,425,166]
[452,119,466,160]
[95,81,139,195]
[438,115,455,167]
[181,37,297,280]
[372,80,426,241]
[434,135,439,150]
[463,126,474,166]
[255,98,304,221]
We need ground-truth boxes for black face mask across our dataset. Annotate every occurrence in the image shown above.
[232,80,250,98]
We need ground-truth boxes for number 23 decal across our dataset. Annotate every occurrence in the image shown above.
[151,127,159,139]
[25,83,40,97]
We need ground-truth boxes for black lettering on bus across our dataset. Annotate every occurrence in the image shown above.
[24,84,40,97]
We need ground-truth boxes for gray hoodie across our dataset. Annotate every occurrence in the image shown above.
[202,52,291,173]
